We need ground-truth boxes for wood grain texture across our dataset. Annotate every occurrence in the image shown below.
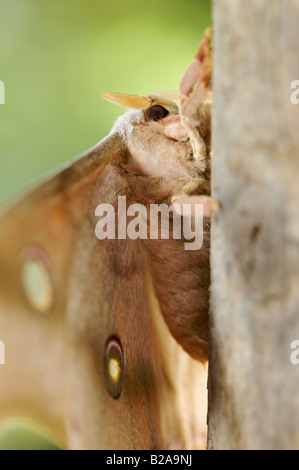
[208,0,299,450]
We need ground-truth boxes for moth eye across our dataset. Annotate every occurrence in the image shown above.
[146,105,169,121]
[104,336,123,399]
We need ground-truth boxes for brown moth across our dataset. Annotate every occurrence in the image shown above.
[0,31,212,449]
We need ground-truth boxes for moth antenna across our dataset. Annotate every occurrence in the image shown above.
[152,91,183,101]
[102,92,151,109]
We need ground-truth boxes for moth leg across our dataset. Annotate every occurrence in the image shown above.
[179,28,212,171]
[180,114,207,164]
[179,84,210,171]
[171,179,219,218]
[171,178,209,202]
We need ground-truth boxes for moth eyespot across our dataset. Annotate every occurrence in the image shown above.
[20,249,54,314]
[104,336,123,399]
[146,105,169,121]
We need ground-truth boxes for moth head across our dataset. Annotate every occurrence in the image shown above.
[102,91,210,194]
[102,91,179,118]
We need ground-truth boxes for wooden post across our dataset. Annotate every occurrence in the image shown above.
[208,0,299,449]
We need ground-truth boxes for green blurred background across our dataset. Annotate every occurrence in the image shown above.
[0,0,211,450]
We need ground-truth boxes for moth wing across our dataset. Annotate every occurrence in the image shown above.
[0,132,125,442]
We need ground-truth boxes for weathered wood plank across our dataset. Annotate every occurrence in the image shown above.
[208,0,299,450]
